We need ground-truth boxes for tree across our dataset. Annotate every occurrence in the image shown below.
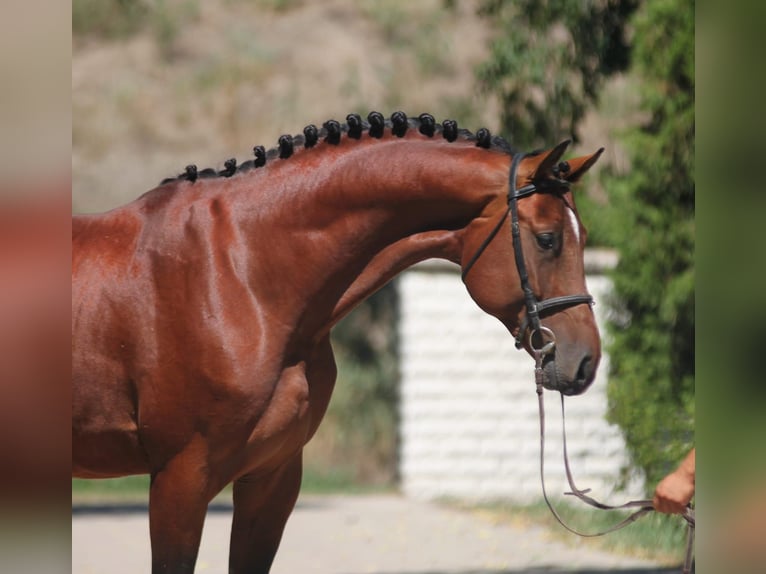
[604,0,694,489]
[476,0,637,150]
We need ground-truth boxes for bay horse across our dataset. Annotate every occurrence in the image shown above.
[72,111,603,573]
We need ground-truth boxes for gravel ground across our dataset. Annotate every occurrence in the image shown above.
[72,493,680,573]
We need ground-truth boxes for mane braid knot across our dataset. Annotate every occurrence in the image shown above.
[346,113,363,139]
[442,119,458,142]
[323,120,341,145]
[475,128,492,149]
[253,146,266,168]
[184,164,198,183]
[221,158,237,177]
[278,135,294,159]
[391,111,408,137]
[553,160,571,176]
[303,124,318,148]
[367,111,385,138]
[418,113,436,137]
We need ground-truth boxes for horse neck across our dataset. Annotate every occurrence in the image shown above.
[239,139,508,233]
[217,139,509,338]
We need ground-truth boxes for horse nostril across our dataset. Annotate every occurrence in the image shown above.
[576,355,595,385]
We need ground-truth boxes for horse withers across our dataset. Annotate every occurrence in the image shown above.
[72,111,603,573]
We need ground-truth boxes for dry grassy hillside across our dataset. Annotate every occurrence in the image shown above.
[73,0,501,213]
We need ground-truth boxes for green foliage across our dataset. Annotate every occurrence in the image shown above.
[73,0,200,61]
[571,188,621,248]
[72,467,372,502]
[476,0,637,150]
[72,476,150,502]
[475,0,638,248]
[604,0,695,489]
[249,0,304,12]
[73,0,150,39]
[360,0,455,76]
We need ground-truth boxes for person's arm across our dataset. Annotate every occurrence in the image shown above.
[653,448,695,514]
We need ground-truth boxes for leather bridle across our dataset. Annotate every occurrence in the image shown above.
[461,151,594,350]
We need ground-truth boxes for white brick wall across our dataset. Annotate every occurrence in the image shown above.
[398,250,645,503]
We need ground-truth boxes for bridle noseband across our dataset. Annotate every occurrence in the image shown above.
[461,151,594,350]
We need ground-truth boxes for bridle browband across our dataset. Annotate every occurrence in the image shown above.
[461,151,594,349]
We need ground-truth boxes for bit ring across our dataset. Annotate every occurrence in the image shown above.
[529,325,556,355]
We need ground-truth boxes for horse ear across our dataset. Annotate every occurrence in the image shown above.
[562,147,604,183]
[530,139,571,180]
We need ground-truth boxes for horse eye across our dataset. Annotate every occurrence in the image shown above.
[536,233,556,250]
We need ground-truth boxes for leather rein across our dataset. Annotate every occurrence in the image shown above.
[463,151,695,572]
[534,347,695,574]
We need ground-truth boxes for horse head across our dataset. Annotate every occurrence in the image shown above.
[461,141,604,396]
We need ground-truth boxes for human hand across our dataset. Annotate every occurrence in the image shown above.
[653,449,695,514]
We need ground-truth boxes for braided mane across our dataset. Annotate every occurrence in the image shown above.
[160,111,516,185]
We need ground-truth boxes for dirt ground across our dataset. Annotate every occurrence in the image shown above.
[72,493,681,574]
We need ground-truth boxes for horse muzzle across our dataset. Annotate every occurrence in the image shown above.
[539,350,597,396]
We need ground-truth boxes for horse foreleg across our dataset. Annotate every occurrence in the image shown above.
[229,452,303,574]
[148,452,214,573]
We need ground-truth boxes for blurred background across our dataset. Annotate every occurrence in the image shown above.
[69,0,698,565]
